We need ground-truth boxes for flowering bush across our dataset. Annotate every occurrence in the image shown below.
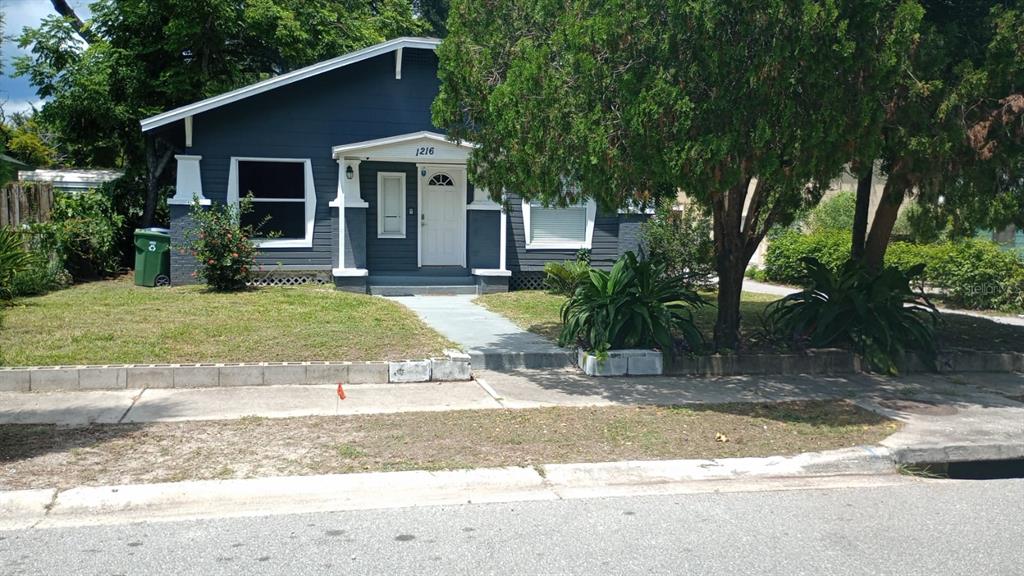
[185,198,260,291]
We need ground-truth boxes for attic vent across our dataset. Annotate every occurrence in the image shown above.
[428,173,455,186]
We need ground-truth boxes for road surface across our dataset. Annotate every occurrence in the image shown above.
[2,477,1022,575]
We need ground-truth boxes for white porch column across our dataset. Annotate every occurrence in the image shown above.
[499,203,508,272]
[168,155,210,206]
[331,159,368,277]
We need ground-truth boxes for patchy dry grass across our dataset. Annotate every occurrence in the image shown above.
[0,401,896,490]
[477,290,566,340]
[0,276,452,366]
[478,289,1024,353]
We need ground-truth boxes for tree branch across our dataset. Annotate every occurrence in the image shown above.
[50,0,100,44]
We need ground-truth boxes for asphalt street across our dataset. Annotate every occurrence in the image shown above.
[2,477,1022,575]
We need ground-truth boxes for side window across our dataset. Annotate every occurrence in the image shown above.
[377,172,407,238]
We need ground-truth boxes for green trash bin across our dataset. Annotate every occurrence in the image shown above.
[134,228,171,287]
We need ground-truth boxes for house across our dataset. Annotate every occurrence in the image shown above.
[140,37,646,293]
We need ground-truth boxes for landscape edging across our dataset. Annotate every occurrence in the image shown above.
[623,348,1024,377]
[0,350,473,392]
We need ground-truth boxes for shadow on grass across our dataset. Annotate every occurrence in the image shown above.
[936,313,1024,353]
[679,400,890,428]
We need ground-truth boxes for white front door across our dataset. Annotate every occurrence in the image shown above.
[420,168,465,266]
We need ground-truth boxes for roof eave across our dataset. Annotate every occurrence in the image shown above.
[140,37,441,133]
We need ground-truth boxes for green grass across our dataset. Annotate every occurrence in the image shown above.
[0,276,452,366]
[477,289,1024,353]
[0,401,896,489]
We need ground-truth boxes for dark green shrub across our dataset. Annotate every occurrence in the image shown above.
[762,228,851,284]
[640,200,715,288]
[544,259,591,296]
[28,189,124,280]
[558,252,706,355]
[926,240,1024,311]
[807,191,856,233]
[185,198,260,291]
[8,230,70,297]
[0,227,31,300]
[765,257,939,374]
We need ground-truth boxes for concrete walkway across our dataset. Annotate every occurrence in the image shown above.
[389,295,573,369]
[2,370,1021,465]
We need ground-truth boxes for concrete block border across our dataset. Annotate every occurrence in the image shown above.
[572,347,1024,378]
[0,351,473,392]
[578,349,663,377]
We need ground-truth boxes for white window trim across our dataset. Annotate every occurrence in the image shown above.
[522,198,597,250]
[227,157,316,248]
[377,171,407,239]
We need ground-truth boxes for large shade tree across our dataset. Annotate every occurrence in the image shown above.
[434,0,921,349]
[15,0,429,226]
[855,0,1024,268]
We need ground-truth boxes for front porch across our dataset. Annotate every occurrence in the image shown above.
[330,131,510,294]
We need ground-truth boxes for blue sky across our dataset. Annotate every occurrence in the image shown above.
[1,0,92,114]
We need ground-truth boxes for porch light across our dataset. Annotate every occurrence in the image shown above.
[346,165,354,180]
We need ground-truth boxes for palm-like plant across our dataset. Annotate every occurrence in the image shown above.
[764,257,939,374]
[558,252,705,355]
[0,227,31,300]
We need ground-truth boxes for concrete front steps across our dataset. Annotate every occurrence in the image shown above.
[368,274,479,296]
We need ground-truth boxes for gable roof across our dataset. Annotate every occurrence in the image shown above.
[331,131,475,158]
[140,37,441,132]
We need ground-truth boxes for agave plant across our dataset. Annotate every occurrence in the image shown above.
[0,226,31,300]
[558,252,705,355]
[764,256,939,374]
[543,259,591,296]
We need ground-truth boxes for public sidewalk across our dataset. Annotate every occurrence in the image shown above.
[743,278,1024,327]
[2,369,1022,464]
[389,295,573,369]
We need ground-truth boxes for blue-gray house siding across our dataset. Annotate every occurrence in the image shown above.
[172,50,440,277]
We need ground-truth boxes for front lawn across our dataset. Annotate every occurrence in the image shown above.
[478,289,1024,353]
[0,401,895,489]
[477,290,780,350]
[0,276,452,366]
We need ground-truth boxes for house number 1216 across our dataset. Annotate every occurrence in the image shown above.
[415,146,435,157]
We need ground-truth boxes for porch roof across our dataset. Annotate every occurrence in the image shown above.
[332,131,475,163]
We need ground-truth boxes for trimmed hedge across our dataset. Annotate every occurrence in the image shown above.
[762,229,852,285]
[763,229,1024,311]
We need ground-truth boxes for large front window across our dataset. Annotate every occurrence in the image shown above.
[227,157,316,248]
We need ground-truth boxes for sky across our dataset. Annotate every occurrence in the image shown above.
[1,0,92,114]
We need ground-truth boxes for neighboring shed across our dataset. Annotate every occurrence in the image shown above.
[18,169,123,193]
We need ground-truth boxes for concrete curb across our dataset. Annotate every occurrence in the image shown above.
[662,349,1024,377]
[0,446,900,529]
[890,443,1024,466]
[0,351,473,392]
[468,350,575,371]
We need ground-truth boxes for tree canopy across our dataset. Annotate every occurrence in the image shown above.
[434,0,922,348]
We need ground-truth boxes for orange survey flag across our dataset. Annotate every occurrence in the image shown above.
[337,383,346,400]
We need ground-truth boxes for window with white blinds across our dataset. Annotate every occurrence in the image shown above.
[523,199,596,250]
[530,206,587,244]
[377,172,406,238]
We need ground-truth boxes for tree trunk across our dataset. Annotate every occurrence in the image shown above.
[851,167,872,262]
[863,176,905,272]
[710,181,750,351]
[49,0,99,44]
[714,254,746,351]
[143,137,174,227]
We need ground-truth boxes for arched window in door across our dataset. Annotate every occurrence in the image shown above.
[427,173,455,187]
